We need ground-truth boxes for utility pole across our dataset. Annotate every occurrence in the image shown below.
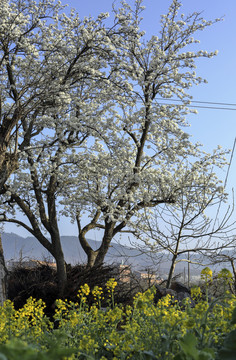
[188,252,190,288]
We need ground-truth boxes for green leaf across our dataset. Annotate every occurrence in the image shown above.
[231,307,236,325]
[222,330,236,350]
[218,348,236,360]
[0,354,8,360]
[174,354,187,360]
[198,348,215,360]
[0,339,76,360]
[218,330,236,360]
[140,350,158,359]
[178,333,198,360]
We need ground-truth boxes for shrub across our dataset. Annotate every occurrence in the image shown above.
[1,269,236,359]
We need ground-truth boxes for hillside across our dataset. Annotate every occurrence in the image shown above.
[1,232,227,277]
[2,232,155,270]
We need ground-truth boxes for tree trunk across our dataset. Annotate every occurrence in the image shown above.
[166,254,177,289]
[230,259,236,294]
[83,245,106,268]
[0,148,18,305]
[51,232,67,297]
[0,152,18,190]
[0,234,7,305]
[78,217,115,268]
[93,224,114,267]
[54,250,67,297]
[87,249,99,268]
[93,240,111,267]
[166,231,182,288]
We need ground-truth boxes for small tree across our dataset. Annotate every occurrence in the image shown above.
[207,245,236,292]
[134,175,235,288]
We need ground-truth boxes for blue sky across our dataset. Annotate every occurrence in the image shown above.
[4,0,236,238]
[64,0,236,236]
[67,0,236,151]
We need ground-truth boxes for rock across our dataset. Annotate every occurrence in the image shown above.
[170,281,191,294]
[176,291,195,307]
[166,289,177,297]
[154,282,195,307]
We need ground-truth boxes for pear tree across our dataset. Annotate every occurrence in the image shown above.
[0,0,123,295]
[59,0,227,268]
[0,0,229,296]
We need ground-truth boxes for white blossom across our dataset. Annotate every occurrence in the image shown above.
[0,0,228,268]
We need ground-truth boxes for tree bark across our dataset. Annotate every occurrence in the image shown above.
[87,249,99,268]
[53,245,67,296]
[93,237,112,267]
[93,222,114,267]
[166,254,177,289]
[0,234,7,305]
[47,187,67,295]
[0,151,18,305]
[78,218,115,268]
[230,259,236,294]
[0,152,18,191]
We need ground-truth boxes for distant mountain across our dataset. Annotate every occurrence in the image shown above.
[1,232,156,270]
[1,232,230,277]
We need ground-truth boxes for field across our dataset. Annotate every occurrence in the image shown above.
[0,268,236,360]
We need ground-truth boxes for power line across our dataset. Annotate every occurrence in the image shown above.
[212,136,236,230]
[190,105,236,111]
[224,137,236,189]
[157,98,236,107]
[158,103,236,111]
[156,98,236,111]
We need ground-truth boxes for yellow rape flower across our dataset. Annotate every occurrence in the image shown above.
[77,284,90,307]
[218,268,233,284]
[79,334,99,355]
[201,267,213,282]
[106,278,117,308]
[92,286,103,308]
[78,283,90,296]
[185,317,195,329]
[191,286,202,300]
[106,278,117,292]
